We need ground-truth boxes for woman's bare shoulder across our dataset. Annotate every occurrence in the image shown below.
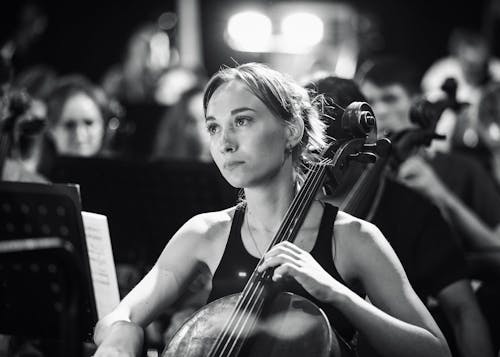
[333,210,390,280]
[334,210,382,241]
[157,206,239,271]
[181,206,238,241]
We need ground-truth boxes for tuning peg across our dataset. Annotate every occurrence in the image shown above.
[375,138,391,157]
[348,152,377,163]
[361,138,391,158]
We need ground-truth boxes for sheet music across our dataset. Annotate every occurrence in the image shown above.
[82,211,120,319]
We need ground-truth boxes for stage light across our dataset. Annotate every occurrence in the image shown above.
[227,11,272,52]
[281,12,324,48]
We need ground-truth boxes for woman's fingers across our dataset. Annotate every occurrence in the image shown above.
[262,241,304,260]
[257,253,300,272]
[272,262,303,281]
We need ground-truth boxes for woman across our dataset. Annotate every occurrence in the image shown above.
[45,75,109,157]
[93,63,450,356]
[36,75,119,176]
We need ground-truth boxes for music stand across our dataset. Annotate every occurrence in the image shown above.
[0,181,98,354]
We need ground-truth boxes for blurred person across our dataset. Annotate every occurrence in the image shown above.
[359,57,500,353]
[476,86,500,352]
[35,75,121,178]
[422,28,500,104]
[153,85,211,162]
[0,55,47,183]
[308,75,494,357]
[359,56,500,252]
[2,89,47,183]
[154,65,206,107]
[102,22,173,105]
[101,25,190,159]
[13,64,57,173]
[46,76,106,156]
[478,82,500,185]
[421,28,500,165]
[0,56,47,357]
[93,63,450,357]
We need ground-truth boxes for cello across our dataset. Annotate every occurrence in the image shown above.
[162,102,387,357]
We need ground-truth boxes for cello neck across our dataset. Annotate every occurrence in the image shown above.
[340,156,387,219]
[267,160,331,247]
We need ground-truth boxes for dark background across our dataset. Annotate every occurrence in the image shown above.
[1,0,498,81]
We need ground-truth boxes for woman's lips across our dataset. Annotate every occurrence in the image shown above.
[223,161,244,170]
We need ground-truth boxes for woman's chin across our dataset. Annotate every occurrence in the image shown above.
[223,175,247,189]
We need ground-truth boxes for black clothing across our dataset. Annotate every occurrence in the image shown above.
[208,203,358,343]
[372,177,467,301]
[430,152,500,230]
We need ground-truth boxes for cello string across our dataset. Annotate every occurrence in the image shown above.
[214,161,327,334]
[216,284,267,356]
[214,159,332,355]
[222,162,331,355]
[209,269,272,355]
[276,161,330,245]
[216,160,330,354]
[208,162,325,356]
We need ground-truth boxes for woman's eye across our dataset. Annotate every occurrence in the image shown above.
[206,124,219,135]
[84,118,96,127]
[63,121,77,130]
[235,117,250,126]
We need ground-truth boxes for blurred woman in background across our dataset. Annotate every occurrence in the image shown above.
[37,75,119,175]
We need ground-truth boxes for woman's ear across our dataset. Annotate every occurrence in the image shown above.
[285,117,304,148]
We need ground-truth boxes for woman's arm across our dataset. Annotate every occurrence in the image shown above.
[338,218,451,357]
[258,217,451,357]
[93,212,227,355]
[93,265,183,346]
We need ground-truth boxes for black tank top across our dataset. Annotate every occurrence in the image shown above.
[207,203,357,343]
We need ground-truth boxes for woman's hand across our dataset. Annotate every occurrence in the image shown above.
[93,321,144,357]
[257,241,349,304]
[93,346,136,357]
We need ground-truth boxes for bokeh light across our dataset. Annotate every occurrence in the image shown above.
[281,12,324,48]
[227,11,272,52]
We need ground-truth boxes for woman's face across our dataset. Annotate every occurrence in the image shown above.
[205,80,290,188]
[51,93,105,157]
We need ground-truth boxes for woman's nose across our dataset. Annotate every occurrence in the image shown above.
[74,124,88,143]
[220,126,237,153]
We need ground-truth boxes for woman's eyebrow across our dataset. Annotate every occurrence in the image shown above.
[231,107,256,115]
[206,107,257,122]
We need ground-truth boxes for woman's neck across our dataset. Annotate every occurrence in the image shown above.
[244,170,297,234]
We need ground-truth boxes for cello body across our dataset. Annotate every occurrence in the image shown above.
[162,292,350,357]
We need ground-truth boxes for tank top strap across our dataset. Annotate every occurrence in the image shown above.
[226,204,246,251]
[207,204,256,303]
[309,203,349,287]
[310,203,338,257]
